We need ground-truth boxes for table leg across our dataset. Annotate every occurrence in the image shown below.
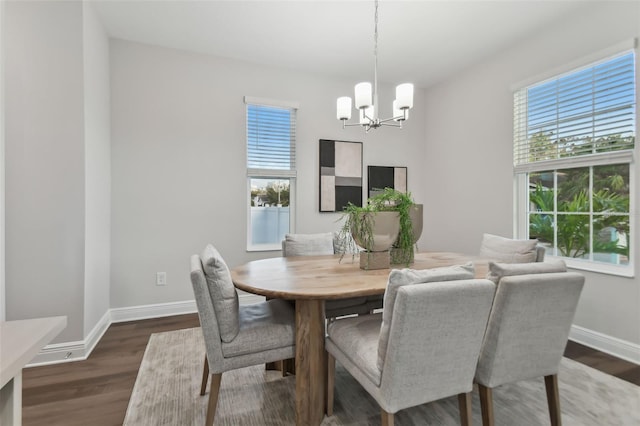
[295,299,326,426]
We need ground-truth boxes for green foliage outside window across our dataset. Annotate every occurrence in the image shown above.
[527,131,635,164]
[529,180,629,260]
[250,180,290,207]
[526,130,631,263]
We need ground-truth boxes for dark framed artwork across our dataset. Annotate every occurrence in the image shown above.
[319,139,363,212]
[368,166,408,198]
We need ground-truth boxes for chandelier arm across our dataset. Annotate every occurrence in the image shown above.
[379,122,403,128]
[342,121,366,128]
[363,111,376,122]
[378,116,403,124]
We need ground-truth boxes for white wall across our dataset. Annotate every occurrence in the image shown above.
[0,0,5,322]
[82,3,111,336]
[5,0,86,342]
[423,2,640,348]
[109,39,427,308]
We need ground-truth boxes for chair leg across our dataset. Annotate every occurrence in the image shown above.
[200,355,209,396]
[205,373,222,426]
[381,409,394,426]
[282,358,296,376]
[266,358,295,375]
[458,392,472,426]
[265,361,280,371]
[545,374,562,426]
[478,384,494,426]
[326,352,335,415]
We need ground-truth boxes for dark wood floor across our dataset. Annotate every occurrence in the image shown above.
[22,314,200,426]
[564,339,640,385]
[21,313,639,426]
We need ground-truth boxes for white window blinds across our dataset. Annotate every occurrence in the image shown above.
[514,52,635,172]
[246,102,297,177]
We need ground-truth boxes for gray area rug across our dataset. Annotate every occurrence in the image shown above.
[124,327,640,425]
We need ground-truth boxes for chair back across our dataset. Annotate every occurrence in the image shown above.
[479,233,540,263]
[378,279,495,411]
[189,254,225,370]
[282,232,335,257]
[475,272,584,388]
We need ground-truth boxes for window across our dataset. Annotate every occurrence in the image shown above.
[245,97,297,251]
[514,51,635,275]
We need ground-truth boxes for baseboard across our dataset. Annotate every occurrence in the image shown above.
[110,300,198,323]
[27,294,267,366]
[570,325,640,365]
[84,309,112,359]
[109,293,263,323]
[27,310,111,367]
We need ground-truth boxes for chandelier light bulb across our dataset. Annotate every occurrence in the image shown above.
[337,97,352,120]
[396,83,414,110]
[354,82,373,109]
[393,100,408,121]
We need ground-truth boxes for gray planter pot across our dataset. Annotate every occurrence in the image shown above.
[410,204,423,244]
[351,211,400,252]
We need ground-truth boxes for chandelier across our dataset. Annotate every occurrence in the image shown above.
[336,0,414,132]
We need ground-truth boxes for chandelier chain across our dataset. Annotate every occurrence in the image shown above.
[374,0,378,60]
[373,0,379,109]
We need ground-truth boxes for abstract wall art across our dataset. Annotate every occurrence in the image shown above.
[319,139,363,212]
[367,166,408,198]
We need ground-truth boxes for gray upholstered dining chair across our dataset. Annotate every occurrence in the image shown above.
[475,262,585,426]
[189,244,296,426]
[282,232,382,318]
[479,233,545,263]
[326,265,496,426]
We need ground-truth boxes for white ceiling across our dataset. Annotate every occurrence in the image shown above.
[91,0,592,89]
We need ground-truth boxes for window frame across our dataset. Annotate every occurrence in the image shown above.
[244,97,298,252]
[515,163,634,277]
[513,47,637,277]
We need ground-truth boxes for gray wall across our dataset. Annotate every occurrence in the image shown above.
[5,0,86,342]
[5,1,111,342]
[83,3,111,336]
[109,39,427,308]
[0,0,5,322]
[422,1,640,345]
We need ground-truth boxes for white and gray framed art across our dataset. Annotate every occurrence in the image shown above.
[367,166,408,198]
[319,139,363,212]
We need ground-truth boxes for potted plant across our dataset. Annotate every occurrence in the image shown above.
[368,188,422,265]
[337,188,422,269]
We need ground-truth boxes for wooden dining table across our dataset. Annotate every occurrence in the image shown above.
[230,251,487,426]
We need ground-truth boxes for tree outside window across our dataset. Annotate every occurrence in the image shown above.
[528,163,630,265]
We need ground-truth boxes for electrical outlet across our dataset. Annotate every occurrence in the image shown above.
[156,272,167,286]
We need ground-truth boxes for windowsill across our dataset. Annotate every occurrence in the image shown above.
[246,244,282,252]
[550,256,635,278]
